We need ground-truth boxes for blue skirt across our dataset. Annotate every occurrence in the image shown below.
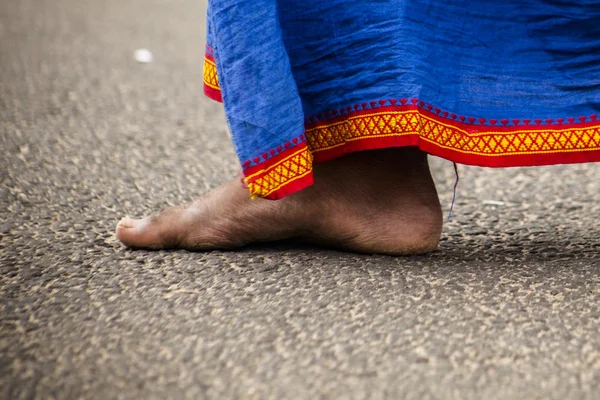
[203,0,600,199]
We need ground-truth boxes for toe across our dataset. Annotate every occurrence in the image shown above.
[117,216,137,229]
[115,215,177,250]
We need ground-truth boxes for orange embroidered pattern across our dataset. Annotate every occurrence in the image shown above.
[246,146,313,199]
[306,110,600,157]
[203,57,220,91]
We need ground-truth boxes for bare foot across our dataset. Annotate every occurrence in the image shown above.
[116,148,443,255]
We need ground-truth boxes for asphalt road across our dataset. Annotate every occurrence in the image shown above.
[1,0,599,399]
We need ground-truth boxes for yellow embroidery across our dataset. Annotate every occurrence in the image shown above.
[305,111,600,156]
[203,57,220,90]
[247,147,313,198]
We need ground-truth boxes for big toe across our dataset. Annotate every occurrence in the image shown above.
[115,216,177,249]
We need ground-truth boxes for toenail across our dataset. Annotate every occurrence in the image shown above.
[118,217,137,229]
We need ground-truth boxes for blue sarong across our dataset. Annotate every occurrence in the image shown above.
[203,0,600,199]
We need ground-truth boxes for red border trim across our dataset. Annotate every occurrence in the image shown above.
[305,104,600,168]
[262,172,314,200]
[204,84,223,102]
[243,103,600,199]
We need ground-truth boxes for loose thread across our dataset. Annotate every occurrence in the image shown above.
[448,162,459,221]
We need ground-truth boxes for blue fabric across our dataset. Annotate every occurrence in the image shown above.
[207,0,600,165]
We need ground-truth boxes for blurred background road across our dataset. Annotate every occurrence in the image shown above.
[1,0,599,398]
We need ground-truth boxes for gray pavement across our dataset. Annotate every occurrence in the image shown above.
[1,1,600,399]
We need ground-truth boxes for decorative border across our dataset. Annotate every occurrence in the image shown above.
[305,102,600,167]
[203,50,222,102]
[202,50,600,200]
[243,142,314,199]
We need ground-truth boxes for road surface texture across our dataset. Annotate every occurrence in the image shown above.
[1,1,599,399]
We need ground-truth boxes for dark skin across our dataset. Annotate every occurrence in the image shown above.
[116,148,443,255]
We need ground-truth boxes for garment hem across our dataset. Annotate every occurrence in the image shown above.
[203,51,600,200]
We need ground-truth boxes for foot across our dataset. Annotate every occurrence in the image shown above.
[115,148,443,255]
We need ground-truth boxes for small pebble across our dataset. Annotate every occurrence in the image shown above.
[483,200,505,206]
[134,48,153,64]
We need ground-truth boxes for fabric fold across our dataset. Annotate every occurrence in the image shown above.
[205,0,312,198]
